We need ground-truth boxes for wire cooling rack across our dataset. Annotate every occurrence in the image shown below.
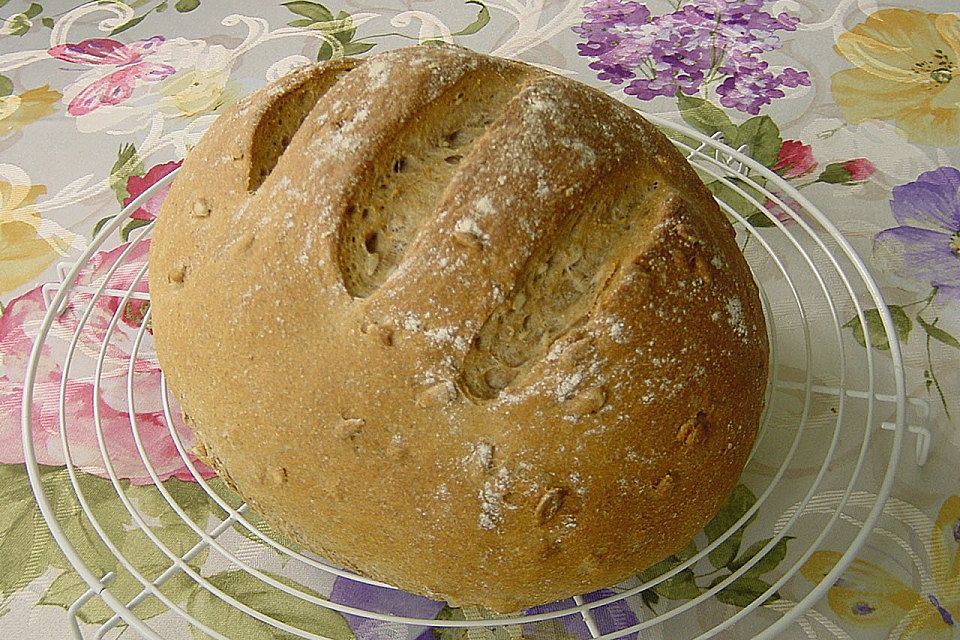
[22,117,932,640]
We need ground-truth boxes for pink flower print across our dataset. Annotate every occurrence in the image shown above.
[48,36,175,116]
[0,240,213,484]
[841,158,876,183]
[123,160,182,221]
[772,139,817,179]
[763,192,801,225]
[819,158,877,185]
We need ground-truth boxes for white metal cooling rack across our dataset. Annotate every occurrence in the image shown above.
[21,118,933,640]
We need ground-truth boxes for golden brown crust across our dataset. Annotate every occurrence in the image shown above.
[149,44,768,612]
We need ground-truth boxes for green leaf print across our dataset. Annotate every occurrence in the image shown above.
[109,13,149,36]
[32,470,214,623]
[677,94,737,141]
[315,14,363,61]
[8,13,31,36]
[653,568,701,600]
[41,469,130,573]
[707,176,768,220]
[745,211,776,227]
[120,217,153,242]
[340,41,375,56]
[187,570,355,640]
[711,574,778,607]
[109,143,145,205]
[637,541,702,601]
[175,0,200,12]
[844,306,912,351]
[729,115,781,167]
[703,484,758,569]
[286,6,368,62]
[728,536,793,576]
[198,476,302,555]
[0,465,54,600]
[917,314,960,350]
[92,215,116,238]
[39,526,198,624]
[524,620,585,640]
[131,477,222,529]
[451,1,490,36]
[282,1,334,23]
[0,509,50,600]
[676,97,781,168]
[433,604,466,640]
[331,10,356,44]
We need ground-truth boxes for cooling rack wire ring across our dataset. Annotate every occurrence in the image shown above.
[20,117,928,640]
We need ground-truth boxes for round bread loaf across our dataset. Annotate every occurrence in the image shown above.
[149,44,768,612]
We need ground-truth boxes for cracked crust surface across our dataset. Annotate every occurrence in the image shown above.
[149,44,768,612]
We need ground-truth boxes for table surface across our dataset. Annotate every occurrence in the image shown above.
[1,1,958,638]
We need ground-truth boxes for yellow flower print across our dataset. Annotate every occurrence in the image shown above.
[832,9,960,146]
[0,85,61,138]
[158,68,237,118]
[0,179,71,296]
[801,496,959,639]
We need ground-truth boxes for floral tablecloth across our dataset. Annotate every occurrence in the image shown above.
[0,1,958,638]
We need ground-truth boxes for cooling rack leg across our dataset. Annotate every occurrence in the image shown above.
[914,425,931,467]
[68,572,115,640]
[774,382,933,467]
[42,282,70,317]
[41,257,152,318]
[881,422,932,467]
[93,510,245,640]
[573,593,667,640]
[686,131,725,162]
[883,396,930,467]
[573,595,602,638]
[42,282,152,316]
[683,130,750,174]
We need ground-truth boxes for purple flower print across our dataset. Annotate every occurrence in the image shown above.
[851,601,875,616]
[329,577,445,640]
[574,0,810,114]
[927,594,955,627]
[328,578,641,640]
[874,167,960,303]
[524,589,639,640]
